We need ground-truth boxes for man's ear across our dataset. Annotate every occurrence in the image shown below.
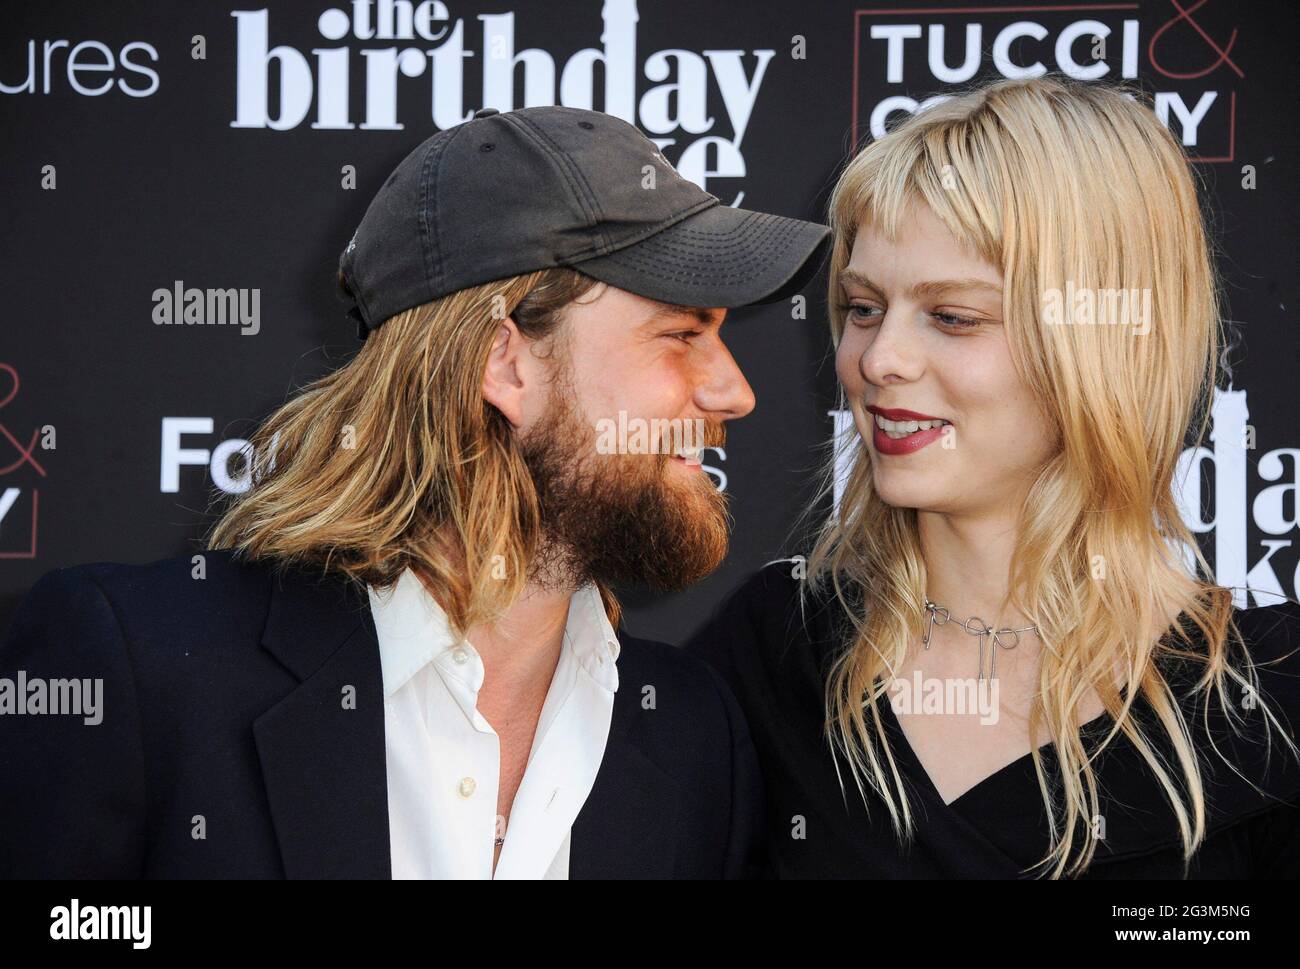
[481,316,529,429]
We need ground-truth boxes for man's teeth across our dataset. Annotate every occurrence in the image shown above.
[873,414,949,439]
[674,446,703,461]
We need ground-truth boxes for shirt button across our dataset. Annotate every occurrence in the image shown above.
[451,647,469,665]
[458,776,477,798]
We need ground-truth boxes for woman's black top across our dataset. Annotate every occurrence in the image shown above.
[686,562,1300,878]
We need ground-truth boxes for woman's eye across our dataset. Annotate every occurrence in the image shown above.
[840,303,881,325]
[933,311,981,330]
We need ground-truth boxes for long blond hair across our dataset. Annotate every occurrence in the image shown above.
[207,268,621,634]
[807,74,1293,877]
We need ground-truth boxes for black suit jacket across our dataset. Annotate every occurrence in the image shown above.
[0,549,764,879]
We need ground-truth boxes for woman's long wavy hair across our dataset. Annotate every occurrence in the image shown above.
[806,74,1295,877]
[206,268,621,635]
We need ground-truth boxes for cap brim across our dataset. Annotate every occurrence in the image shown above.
[569,204,831,309]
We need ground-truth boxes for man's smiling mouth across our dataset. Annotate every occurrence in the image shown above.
[672,444,704,468]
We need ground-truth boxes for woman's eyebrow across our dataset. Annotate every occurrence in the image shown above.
[838,269,1001,299]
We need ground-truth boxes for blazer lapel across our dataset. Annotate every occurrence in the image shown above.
[252,564,391,879]
[250,574,685,879]
[570,632,682,879]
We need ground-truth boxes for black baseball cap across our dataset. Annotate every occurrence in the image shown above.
[339,105,830,339]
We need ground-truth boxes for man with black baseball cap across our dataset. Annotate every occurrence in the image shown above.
[2,105,828,880]
[339,105,829,337]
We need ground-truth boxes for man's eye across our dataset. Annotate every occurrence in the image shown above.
[666,330,701,342]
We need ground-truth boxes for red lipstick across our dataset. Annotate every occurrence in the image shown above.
[865,405,951,457]
[866,406,946,422]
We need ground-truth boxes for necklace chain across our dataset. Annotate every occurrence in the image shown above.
[922,598,1039,680]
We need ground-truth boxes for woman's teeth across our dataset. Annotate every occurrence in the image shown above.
[873,414,949,439]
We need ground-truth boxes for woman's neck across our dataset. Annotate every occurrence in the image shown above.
[917,507,1034,630]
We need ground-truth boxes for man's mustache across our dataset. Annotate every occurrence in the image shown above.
[587,414,727,456]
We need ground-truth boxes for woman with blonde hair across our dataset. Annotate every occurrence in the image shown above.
[690,74,1300,878]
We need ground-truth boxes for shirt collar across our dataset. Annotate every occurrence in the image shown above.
[367,569,620,698]
[566,582,621,693]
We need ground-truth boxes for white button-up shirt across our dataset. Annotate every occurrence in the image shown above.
[367,568,621,879]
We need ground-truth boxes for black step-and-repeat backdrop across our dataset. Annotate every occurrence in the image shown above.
[2,0,1297,645]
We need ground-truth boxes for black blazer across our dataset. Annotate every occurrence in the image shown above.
[0,549,764,879]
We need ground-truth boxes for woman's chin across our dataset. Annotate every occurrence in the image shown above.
[871,471,948,512]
